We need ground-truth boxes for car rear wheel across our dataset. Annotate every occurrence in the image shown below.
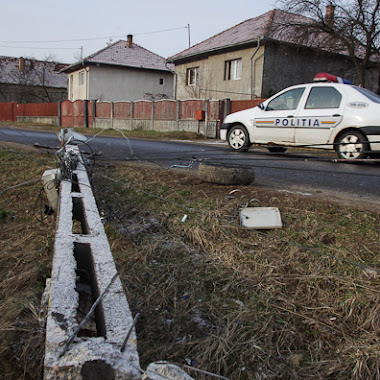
[227,125,251,152]
[335,130,369,160]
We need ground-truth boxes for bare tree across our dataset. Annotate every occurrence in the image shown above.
[277,0,380,88]
[7,55,63,103]
[33,54,58,103]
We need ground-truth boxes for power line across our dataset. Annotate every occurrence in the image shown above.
[0,26,188,45]
[0,45,79,50]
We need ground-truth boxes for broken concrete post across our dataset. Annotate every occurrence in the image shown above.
[44,146,140,379]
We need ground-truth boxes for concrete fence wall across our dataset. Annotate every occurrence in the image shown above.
[61,99,225,138]
[0,98,266,138]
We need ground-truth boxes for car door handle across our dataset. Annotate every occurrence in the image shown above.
[332,114,341,117]
[287,115,294,118]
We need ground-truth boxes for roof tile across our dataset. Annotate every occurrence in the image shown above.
[64,40,174,72]
[0,56,68,88]
[168,9,323,61]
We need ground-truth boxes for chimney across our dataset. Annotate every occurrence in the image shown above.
[19,57,25,72]
[325,3,335,26]
[127,34,133,48]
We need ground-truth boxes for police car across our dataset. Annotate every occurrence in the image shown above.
[220,73,380,160]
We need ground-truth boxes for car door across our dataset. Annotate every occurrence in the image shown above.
[253,87,306,143]
[294,86,344,146]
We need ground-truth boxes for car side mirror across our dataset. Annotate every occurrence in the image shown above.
[258,103,265,110]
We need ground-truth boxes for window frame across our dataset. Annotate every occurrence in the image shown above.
[69,75,74,100]
[225,58,242,81]
[186,67,198,86]
[79,70,85,86]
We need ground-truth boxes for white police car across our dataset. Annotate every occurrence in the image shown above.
[220,74,380,160]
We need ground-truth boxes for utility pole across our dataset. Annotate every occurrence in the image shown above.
[188,24,191,48]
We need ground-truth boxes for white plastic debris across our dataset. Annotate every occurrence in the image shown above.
[278,189,312,196]
[142,362,194,380]
[181,214,188,223]
[240,207,282,229]
[58,128,87,146]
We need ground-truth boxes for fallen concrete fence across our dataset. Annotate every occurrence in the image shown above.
[44,146,141,379]
[44,145,195,380]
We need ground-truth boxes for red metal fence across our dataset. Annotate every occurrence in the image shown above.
[17,102,58,117]
[0,102,17,121]
[154,100,177,120]
[114,102,131,119]
[0,98,265,128]
[61,100,73,128]
[231,99,264,113]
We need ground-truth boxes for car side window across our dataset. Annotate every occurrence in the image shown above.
[305,87,342,109]
[266,88,305,111]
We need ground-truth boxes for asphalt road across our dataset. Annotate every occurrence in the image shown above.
[0,127,379,206]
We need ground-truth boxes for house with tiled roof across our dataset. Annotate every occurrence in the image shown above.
[168,9,378,100]
[62,36,174,102]
[0,56,68,103]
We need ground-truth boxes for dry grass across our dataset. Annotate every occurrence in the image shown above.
[93,162,379,380]
[0,143,56,380]
[0,142,379,379]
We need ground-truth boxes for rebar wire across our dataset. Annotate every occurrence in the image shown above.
[120,313,141,352]
[58,272,119,358]
[79,128,380,177]
[0,178,40,196]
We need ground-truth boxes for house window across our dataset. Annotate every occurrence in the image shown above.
[225,59,242,80]
[79,71,85,86]
[159,78,165,85]
[187,67,198,86]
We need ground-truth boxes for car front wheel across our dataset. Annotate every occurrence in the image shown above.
[335,130,369,160]
[227,125,251,152]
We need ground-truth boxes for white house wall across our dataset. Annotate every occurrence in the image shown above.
[87,66,174,102]
[175,46,265,100]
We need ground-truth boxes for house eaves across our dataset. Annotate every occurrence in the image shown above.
[62,60,173,74]
[167,37,263,64]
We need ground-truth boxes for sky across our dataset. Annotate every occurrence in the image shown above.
[0,0,275,64]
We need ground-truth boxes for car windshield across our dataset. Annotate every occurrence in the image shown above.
[353,86,380,103]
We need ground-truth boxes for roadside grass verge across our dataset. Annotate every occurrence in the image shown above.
[0,144,56,379]
[93,162,379,380]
